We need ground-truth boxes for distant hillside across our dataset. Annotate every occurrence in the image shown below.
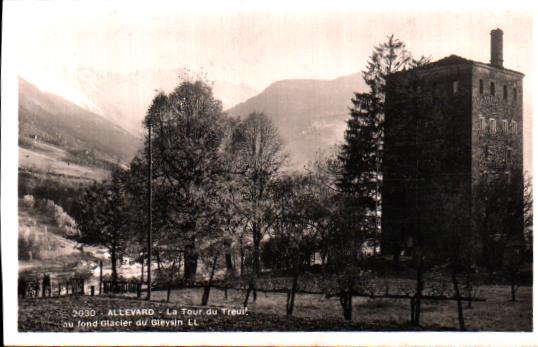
[21,68,258,136]
[19,77,141,164]
[227,73,368,169]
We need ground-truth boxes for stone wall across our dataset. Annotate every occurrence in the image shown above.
[383,63,474,256]
[470,64,524,185]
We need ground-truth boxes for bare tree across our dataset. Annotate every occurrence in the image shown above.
[228,112,286,302]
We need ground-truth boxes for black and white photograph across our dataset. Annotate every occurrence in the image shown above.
[2,1,535,345]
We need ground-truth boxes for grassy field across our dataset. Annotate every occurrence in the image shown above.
[18,295,437,332]
[19,141,109,182]
[18,284,531,332]
[143,285,532,331]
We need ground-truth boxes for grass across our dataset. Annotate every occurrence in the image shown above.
[18,295,437,332]
[19,141,109,182]
[145,285,532,331]
[18,284,531,332]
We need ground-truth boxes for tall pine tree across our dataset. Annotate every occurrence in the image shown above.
[338,35,429,256]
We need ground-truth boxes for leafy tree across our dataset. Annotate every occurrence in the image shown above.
[142,79,228,285]
[473,173,527,270]
[269,173,322,315]
[473,173,531,301]
[75,168,131,288]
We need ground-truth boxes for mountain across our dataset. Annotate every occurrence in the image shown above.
[20,68,258,136]
[19,77,141,164]
[227,73,368,169]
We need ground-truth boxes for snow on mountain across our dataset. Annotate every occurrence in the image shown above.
[19,67,104,116]
[19,67,258,136]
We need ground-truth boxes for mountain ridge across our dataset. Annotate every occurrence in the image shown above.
[227,72,368,169]
[19,77,142,165]
[20,68,259,136]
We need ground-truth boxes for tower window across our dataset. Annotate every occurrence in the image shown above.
[479,79,484,94]
[452,81,459,94]
[505,171,512,184]
[484,144,489,160]
[510,120,518,134]
[479,116,486,131]
[502,119,508,132]
[513,88,517,100]
[490,82,496,96]
[506,148,512,164]
[489,118,496,134]
[503,85,508,99]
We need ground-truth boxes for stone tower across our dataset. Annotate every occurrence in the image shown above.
[382,29,524,262]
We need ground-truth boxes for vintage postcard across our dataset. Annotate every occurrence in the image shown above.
[2,0,536,345]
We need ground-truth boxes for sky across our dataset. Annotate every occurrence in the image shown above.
[8,1,535,171]
[14,3,533,92]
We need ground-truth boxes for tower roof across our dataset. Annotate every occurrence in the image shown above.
[392,54,524,78]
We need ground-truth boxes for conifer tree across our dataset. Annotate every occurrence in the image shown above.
[338,35,429,255]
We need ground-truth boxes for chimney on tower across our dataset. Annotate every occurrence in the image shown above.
[490,28,503,68]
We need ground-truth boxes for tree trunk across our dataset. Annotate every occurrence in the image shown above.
[243,281,252,308]
[339,279,353,321]
[226,252,234,273]
[465,272,472,309]
[339,290,352,321]
[167,258,178,302]
[413,257,424,326]
[201,255,218,306]
[251,222,261,303]
[252,223,261,276]
[99,260,103,295]
[511,274,518,302]
[183,252,198,285]
[183,237,198,285]
[224,240,234,274]
[140,258,145,283]
[410,297,416,323]
[243,276,258,307]
[286,273,299,315]
[452,270,465,331]
[111,246,118,292]
[240,248,245,277]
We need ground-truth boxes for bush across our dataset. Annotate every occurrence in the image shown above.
[36,199,56,214]
[33,198,80,237]
[22,195,35,208]
[18,173,85,217]
[53,205,79,237]
[19,226,42,260]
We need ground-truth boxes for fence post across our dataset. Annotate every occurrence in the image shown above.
[137,283,141,298]
[91,286,95,296]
